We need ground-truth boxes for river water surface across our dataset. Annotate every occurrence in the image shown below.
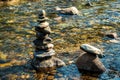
[0,0,120,80]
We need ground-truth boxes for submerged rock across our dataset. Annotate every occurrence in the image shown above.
[80,44,103,56]
[76,51,106,73]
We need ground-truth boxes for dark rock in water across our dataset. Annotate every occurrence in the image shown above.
[33,37,52,46]
[33,39,44,46]
[55,6,79,15]
[105,32,118,39]
[31,56,65,71]
[35,43,54,51]
[35,26,51,34]
[36,31,48,39]
[43,37,53,44]
[34,49,55,58]
[38,10,46,18]
[80,44,103,56]
[76,51,106,73]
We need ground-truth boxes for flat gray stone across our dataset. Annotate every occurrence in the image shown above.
[38,21,49,28]
[80,44,103,55]
[35,26,51,34]
[33,38,52,46]
[34,49,55,58]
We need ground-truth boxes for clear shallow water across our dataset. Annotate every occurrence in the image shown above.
[0,0,120,79]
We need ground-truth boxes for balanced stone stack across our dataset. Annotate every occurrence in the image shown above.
[31,10,65,79]
[76,44,106,74]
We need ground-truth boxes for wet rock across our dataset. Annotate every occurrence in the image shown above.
[80,44,103,56]
[34,49,56,58]
[36,32,48,39]
[32,57,65,70]
[35,43,54,51]
[37,21,49,28]
[38,10,46,18]
[35,26,51,34]
[76,51,106,73]
[33,37,52,45]
[43,37,53,44]
[105,32,118,39]
[55,6,79,15]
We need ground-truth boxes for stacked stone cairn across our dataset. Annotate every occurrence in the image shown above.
[76,44,106,74]
[31,10,65,79]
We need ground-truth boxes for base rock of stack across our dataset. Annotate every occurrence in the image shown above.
[76,51,106,73]
[32,56,65,71]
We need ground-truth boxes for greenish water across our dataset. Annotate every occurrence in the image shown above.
[0,0,120,79]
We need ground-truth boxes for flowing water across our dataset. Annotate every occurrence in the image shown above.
[0,0,120,80]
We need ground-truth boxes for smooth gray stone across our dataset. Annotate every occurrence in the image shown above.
[55,6,79,15]
[38,21,49,28]
[35,26,51,34]
[80,44,103,56]
[43,37,53,44]
[33,37,52,46]
[34,49,55,58]
[35,43,54,51]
